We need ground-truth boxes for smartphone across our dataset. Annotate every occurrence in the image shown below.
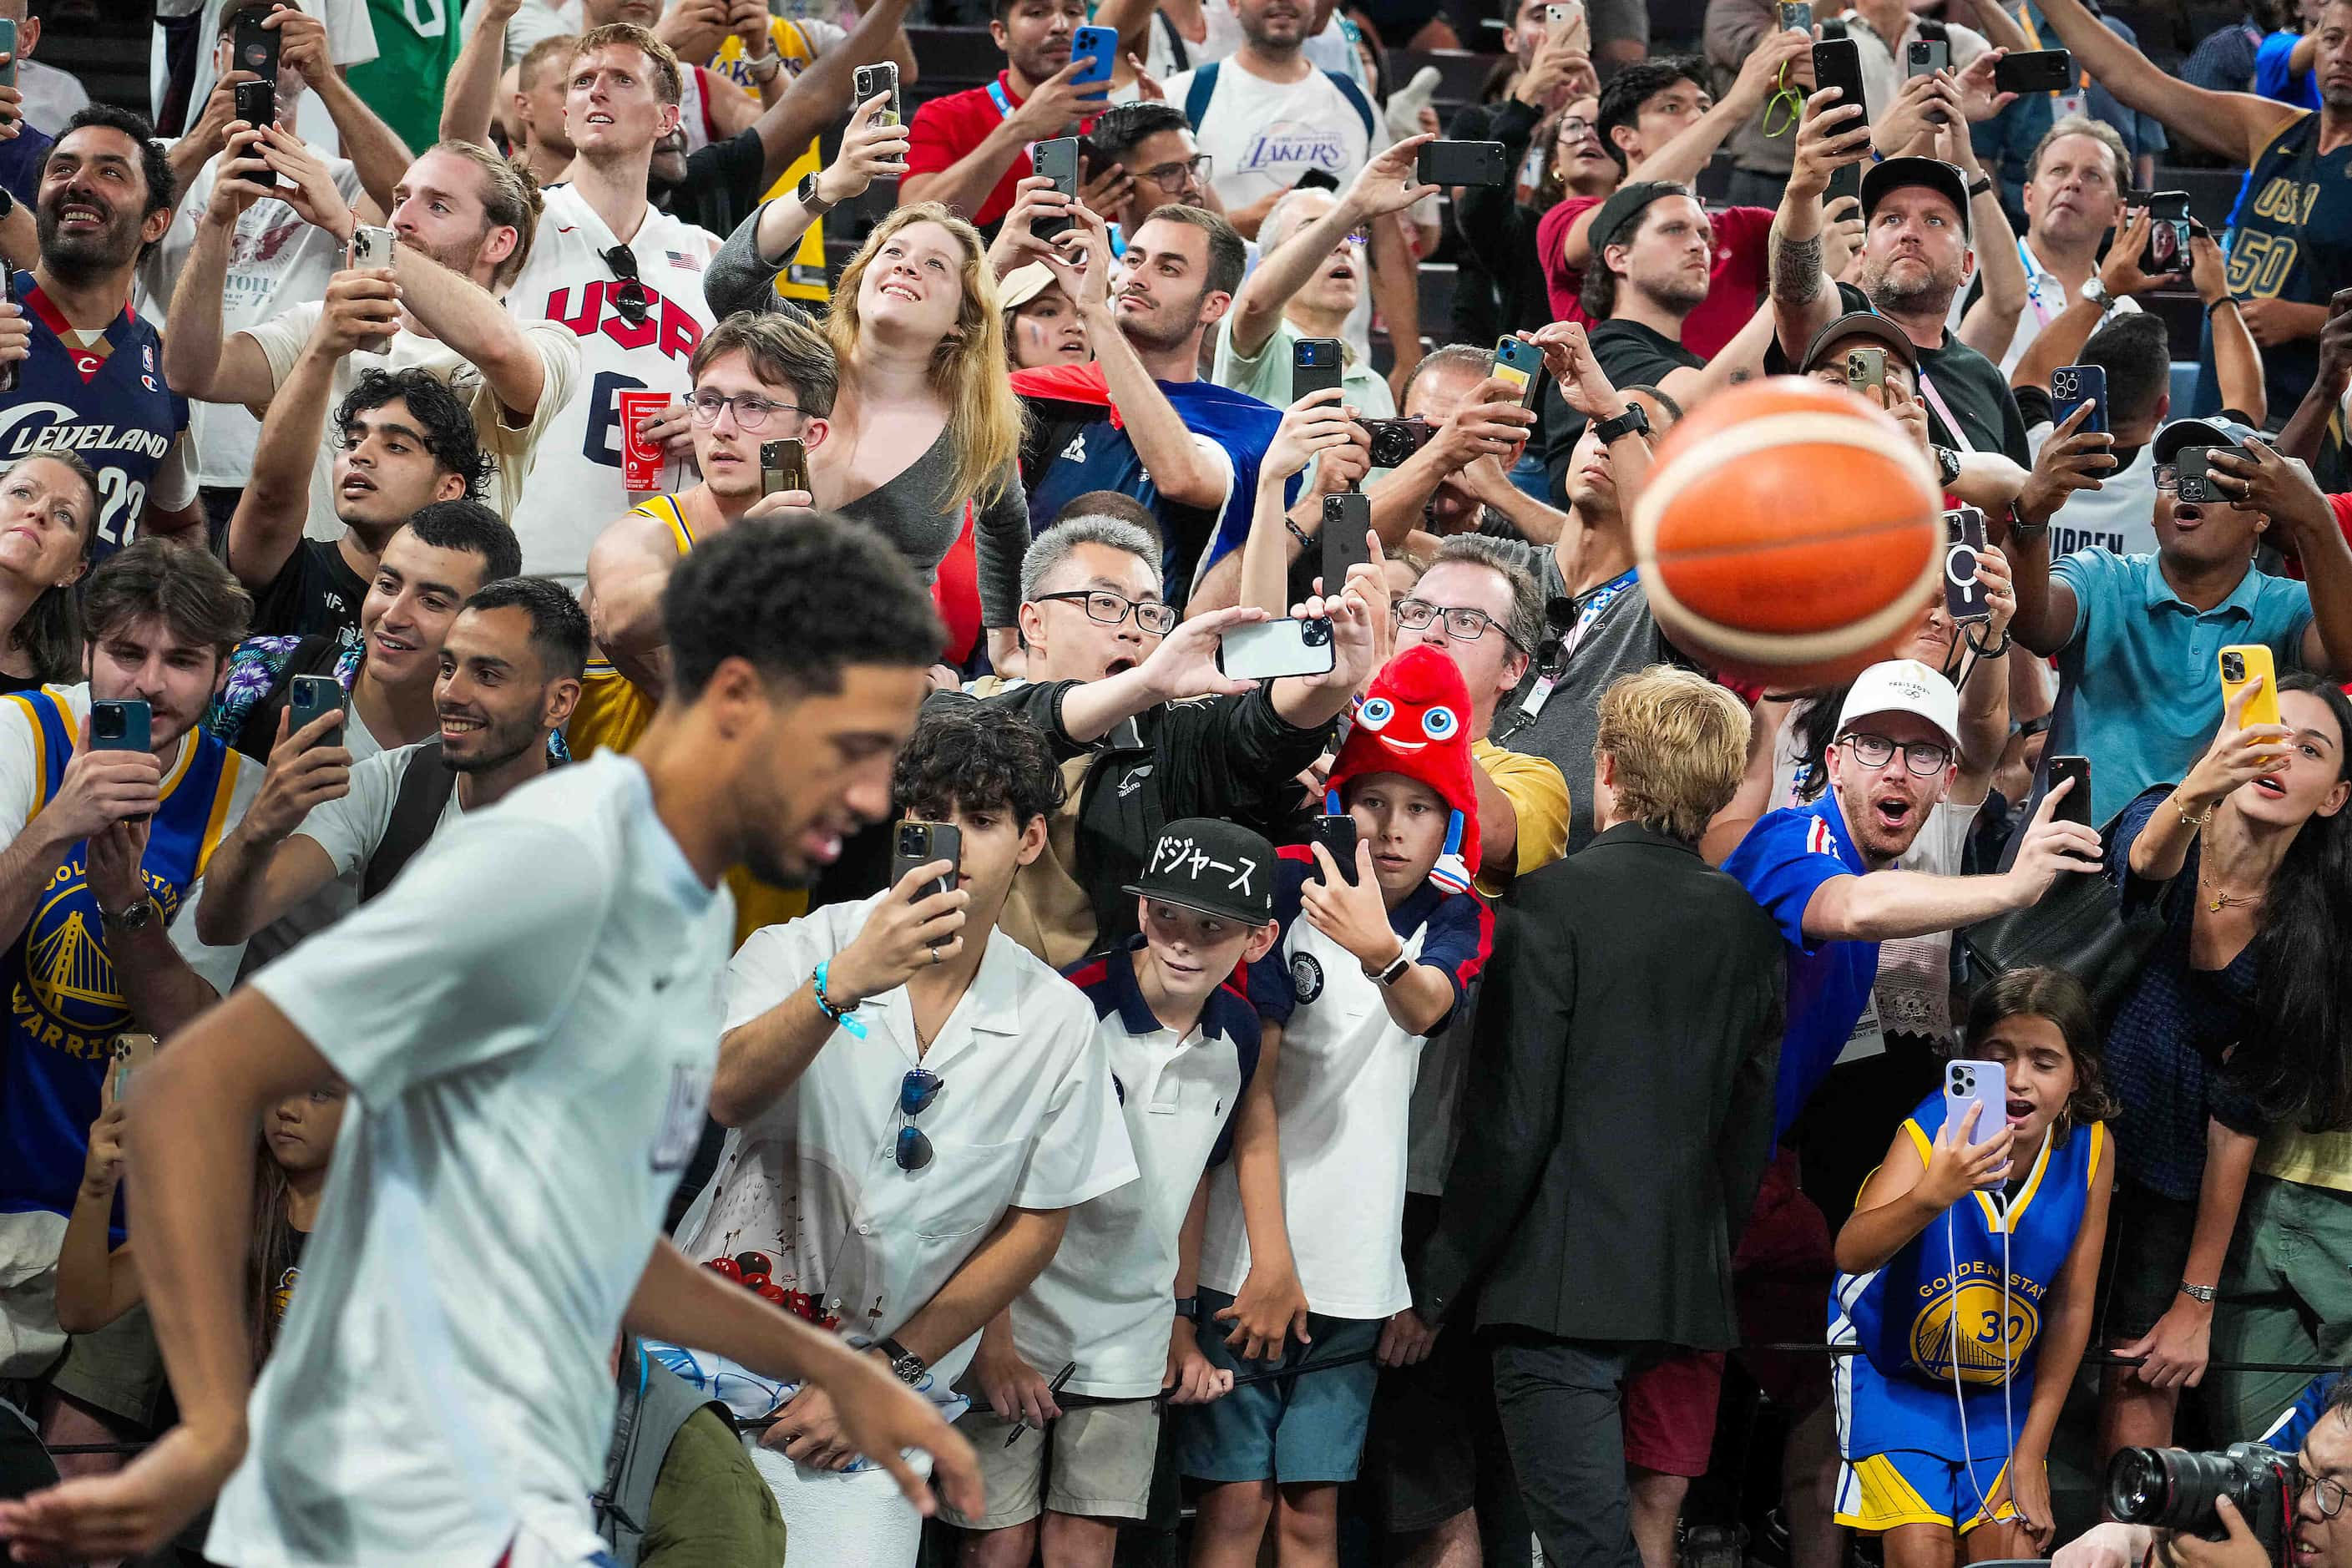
[2051,362,2107,437]
[1493,335,1544,408]
[1906,37,1950,77]
[2219,645,2283,730]
[109,1032,158,1103]
[1813,38,1869,119]
[231,7,281,81]
[2173,444,2232,505]
[1994,48,2071,94]
[0,18,18,108]
[1292,336,1344,406]
[892,820,962,901]
[1778,1,1811,29]
[1032,136,1080,243]
[233,81,276,188]
[1292,168,1341,192]
[346,225,397,352]
[90,699,150,754]
[1070,24,1119,88]
[1323,493,1371,591]
[2046,754,2092,828]
[287,674,347,749]
[761,438,810,496]
[1415,140,1509,188]
[2141,190,2191,276]
[1545,1,1588,44]
[1827,158,1862,210]
[1845,346,1887,395]
[1217,617,1337,680]
[1944,1058,2011,1151]
[1943,506,1990,622]
[1313,813,1358,884]
[853,61,901,127]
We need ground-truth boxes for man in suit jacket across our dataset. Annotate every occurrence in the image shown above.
[1413,666,1786,1568]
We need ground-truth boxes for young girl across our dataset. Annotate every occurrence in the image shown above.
[1829,967,2117,1566]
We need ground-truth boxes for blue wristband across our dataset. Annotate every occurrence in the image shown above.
[812,960,867,1039]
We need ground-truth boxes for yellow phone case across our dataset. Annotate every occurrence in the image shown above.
[2219,644,2281,730]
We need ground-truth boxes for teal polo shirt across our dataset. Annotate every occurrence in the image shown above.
[2049,547,2314,824]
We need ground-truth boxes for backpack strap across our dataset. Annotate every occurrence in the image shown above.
[1182,61,1220,130]
[1916,18,1949,40]
[1327,68,1377,142]
[362,741,458,903]
[1157,9,1191,74]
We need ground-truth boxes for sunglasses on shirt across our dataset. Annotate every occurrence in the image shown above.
[602,245,651,328]
[895,1067,943,1171]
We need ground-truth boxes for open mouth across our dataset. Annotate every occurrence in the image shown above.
[439,713,486,739]
[1870,796,1912,832]
[2253,772,2288,798]
[878,281,920,302]
[339,476,376,498]
[584,112,615,128]
[56,200,106,230]
[2006,1096,2034,1126]
[802,826,844,864]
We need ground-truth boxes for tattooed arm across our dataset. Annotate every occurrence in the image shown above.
[1770,84,1875,362]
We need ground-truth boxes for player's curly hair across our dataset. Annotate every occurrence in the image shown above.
[893,701,1065,829]
[336,369,495,503]
[665,516,940,701]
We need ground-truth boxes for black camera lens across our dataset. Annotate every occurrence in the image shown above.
[2104,1444,2296,1543]
[93,709,124,740]
[898,825,923,852]
[1303,619,1332,645]
[2223,652,2246,681]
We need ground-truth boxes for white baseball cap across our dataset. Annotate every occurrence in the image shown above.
[1837,659,1963,751]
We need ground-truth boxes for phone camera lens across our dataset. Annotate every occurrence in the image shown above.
[95,712,121,739]
[1304,619,1332,646]
[2223,654,2244,680]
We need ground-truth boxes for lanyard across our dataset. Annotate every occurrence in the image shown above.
[2018,238,2058,326]
[2014,8,2089,92]
[1508,569,1636,731]
[986,77,1018,119]
[1915,369,1975,454]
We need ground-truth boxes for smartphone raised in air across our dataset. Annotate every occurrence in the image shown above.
[2219,645,2282,730]
[1415,139,1508,188]
[2051,362,2107,436]
[1812,38,1868,118]
[892,820,963,902]
[1493,335,1544,408]
[231,8,281,81]
[1070,25,1119,86]
[853,61,901,126]
[1944,1058,2011,1151]
[287,674,346,749]
[1292,336,1343,406]
[1943,506,1989,623]
[2046,754,2092,828]
[1313,813,1359,883]
[1323,493,1371,592]
[1994,48,2071,94]
[1032,136,1080,242]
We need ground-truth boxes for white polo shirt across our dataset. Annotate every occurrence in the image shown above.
[210,753,734,1568]
[675,894,1136,1388]
[1012,943,1261,1399]
[1199,847,1491,1321]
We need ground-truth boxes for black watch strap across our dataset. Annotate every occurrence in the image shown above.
[1592,403,1650,444]
[876,1336,925,1383]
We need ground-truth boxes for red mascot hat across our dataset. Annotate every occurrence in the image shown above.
[1324,645,1481,896]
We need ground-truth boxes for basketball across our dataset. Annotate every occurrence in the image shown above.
[1629,377,1945,686]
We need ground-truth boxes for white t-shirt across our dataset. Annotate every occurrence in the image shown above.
[1156,8,1371,91]
[2030,422,2161,559]
[1772,707,1983,1051]
[1164,58,1375,216]
[1945,235,2142,378]
[1198,907,1431,1319]
[674,894,1136,1390]
[153,0,378,156]
[136,149,370,492]
[16,60,90,134]
[210,753,735,1568]
[240,301,582,540]
[502,185,721,582]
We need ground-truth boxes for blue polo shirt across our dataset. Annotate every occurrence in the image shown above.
[2049,548,2314,825]
[1723,796,1876,1143]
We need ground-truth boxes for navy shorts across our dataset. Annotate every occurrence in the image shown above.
[1172,1288,1383,1485]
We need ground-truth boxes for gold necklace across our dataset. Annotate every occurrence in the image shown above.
[2200,874,2262,912]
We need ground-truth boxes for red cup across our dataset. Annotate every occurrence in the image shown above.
[618,389,673,493]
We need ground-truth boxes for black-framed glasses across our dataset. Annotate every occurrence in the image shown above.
[1555,115,1595,142]
[1395,597,1520,650]
[685,389,803,431]
[2302,1465,2349,1520]
[895,1067,943,1171]
[602,244,650,327]
[1841,731,1954,776]
[1033,589,1177,635]
[1136,153,1212,190]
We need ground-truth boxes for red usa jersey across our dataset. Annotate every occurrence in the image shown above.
[502,185,720,582]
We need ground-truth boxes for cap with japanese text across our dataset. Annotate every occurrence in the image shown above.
[1124,818,1277,926]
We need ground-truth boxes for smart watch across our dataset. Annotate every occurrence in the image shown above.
[1173,1295,1201,1322]
[797,171,838,216]
[1591,402,1651,445]
[1370,951,1411,988]
[1932,444,1961,489]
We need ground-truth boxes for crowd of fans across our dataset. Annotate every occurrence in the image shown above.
[1,0,2351,1564]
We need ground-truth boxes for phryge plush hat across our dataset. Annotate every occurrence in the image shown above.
[1324,645,1481,895]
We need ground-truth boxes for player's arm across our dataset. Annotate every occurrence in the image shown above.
[391,240,546,420]
[583,512,685,695]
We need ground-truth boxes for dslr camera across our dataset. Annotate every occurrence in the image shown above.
[1360,417,1434,468]
[2107,1443,2300,1566]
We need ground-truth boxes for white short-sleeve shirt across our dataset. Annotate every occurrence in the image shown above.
[209,753,735,1568]
[674,894,1137,1388]
[1164,58,1374,218]
[152,0,379,156]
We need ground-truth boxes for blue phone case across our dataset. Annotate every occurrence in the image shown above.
[1070,26,1118,85]
[2051,363,2107,437]
[1943,1059,2008,1150]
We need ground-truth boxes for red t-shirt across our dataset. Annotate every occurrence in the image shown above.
[1536,198,1776,361]
[904,71,1033,228]
[2281,492,2352,581]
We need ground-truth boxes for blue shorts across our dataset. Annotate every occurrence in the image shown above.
[1834,1448,2021,1535]
[1172,1289,1383,1485]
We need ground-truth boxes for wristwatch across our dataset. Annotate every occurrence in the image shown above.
[101,896,158,934]
[2081,276,2116,316]
[1172,1295,1201,1322]
[2178,1280,2219,1305]
[0,184,14,221]
[1965,175,1994,200]
[1369,950,1411,988]
[1932,444,1961,489]
[874,1336,928,1383]
[1591,402,1651,445]
[745,49,783,83]
[796,171,838,216]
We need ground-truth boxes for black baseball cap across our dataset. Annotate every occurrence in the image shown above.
[1124,818,1277,925]
[1799,310,1920,375]
[1588,180,1691,255]
[1860,155,1971,240]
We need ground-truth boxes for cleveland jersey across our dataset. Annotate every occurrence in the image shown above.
[0,686,252,1225]
[502,186,720,582]
[3,272,190,558]
[1832,1094,2107,1464]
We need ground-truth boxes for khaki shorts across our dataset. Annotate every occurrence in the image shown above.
[49,1303,163,1429]
[0,1211,68,1383]
[941,1398,1160,1529]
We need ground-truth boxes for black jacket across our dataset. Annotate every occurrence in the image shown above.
[959,679,1331,950]
[1416,824,1785,1349]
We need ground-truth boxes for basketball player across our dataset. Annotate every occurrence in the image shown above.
[503,23,725,586]
[0,518,983,1567]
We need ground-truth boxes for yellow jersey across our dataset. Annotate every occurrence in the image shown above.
[710,20,832,304]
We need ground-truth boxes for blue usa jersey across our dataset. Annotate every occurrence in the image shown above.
[1832,1092,2107,1464]
[2,272,188,558]
[0,689,246,1226]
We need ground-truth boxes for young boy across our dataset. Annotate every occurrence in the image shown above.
[948,818,1282,1568]
[665,703,1137,1568]
[1178,645,1495,1568]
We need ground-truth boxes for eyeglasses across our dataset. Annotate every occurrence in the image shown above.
[1556,115,1595,141]
[1135,154,1213,190]
[2154,463,2179,493]
[1841,731,1954,776]
[1033,589,1177,635]
[895,1067,943,1171]
[1394,597,1520,650]
[602,244,650,328]
[685,389,803,431]
[2303,1466,2349,1519]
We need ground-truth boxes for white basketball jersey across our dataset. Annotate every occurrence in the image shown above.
[503,185,721,583]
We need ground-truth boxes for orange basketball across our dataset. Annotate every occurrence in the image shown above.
[1630,377,1945,686]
